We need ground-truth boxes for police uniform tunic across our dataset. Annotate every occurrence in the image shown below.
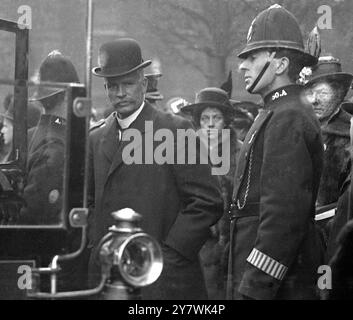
[229,84,324,299]
[20,114,66,224]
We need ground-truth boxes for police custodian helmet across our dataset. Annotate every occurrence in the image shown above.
[238,4,317,67]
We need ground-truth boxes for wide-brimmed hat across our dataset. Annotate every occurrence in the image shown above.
[181,88,234,118]
[305,56,353,91]
[238,4,317,67]
[92,38,151,78]
[30,50,80,101]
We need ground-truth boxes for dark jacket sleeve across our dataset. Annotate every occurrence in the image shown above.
[163,119,224,261]
[20,139,65,224]
[239,108,318,299]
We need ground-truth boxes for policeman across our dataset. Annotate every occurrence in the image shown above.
[145,71,164,109]
[228,4,324,299]
[304,56,353,206]
[21,50,80,225]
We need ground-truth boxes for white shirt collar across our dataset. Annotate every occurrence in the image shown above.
[116,101,145,129]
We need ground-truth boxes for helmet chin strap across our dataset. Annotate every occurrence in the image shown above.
[247,51,276,94]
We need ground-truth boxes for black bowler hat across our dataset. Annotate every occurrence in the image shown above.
[305,56,353,91]
[238,4,317,67]
[92,38,151,78]
[30,50,80,101]
[181,87,234,118]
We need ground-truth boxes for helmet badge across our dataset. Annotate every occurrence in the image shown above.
[247,18,256,43]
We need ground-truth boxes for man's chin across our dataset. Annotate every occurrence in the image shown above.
[114,104,132,116]
[244,81,252,91]
[313,109,324,118]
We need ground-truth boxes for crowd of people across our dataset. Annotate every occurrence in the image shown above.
[1,3,353,299]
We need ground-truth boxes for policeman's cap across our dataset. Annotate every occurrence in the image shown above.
[238,4,317,67]
[30,51,80,101]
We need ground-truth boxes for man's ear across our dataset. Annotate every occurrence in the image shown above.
[275,57,290,76]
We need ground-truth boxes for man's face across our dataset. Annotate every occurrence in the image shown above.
[239,50,276,95]
[200,107,225,140]
[104,71,147,119]
[306,82,336,119]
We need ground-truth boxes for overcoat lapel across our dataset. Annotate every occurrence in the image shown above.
[232,109,273,201]
[106,102,156,182]
[101,114,119,162]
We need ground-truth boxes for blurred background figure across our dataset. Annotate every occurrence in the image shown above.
[182,87,242,299]
[230,100,258,141]
[325,100,353,299]
[305,56,353,207]
[0,93,42,163]
[145,72,164,109]
[325,101,353,265]
[0,102,13,163]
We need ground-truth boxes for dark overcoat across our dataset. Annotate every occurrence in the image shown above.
[88,102,223,300]
[229,85,324,300]
[20,114,66,225]
[200,130,242,300]
[317,107,351,206]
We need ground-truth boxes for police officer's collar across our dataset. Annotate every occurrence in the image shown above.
[263,84,302,107]
[39,114,66,126]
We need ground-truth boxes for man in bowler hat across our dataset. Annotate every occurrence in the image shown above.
[228,4,324,299]
[88,38,223,299]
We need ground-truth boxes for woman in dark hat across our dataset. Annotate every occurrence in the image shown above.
[305,56,353,207]
[182,87,242,299]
